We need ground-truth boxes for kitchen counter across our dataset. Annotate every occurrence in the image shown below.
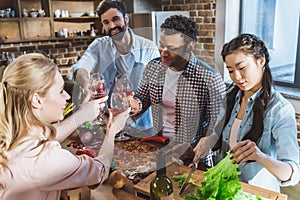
[61,128,288,200]
[91,182,142,200]
[133,163,288,200]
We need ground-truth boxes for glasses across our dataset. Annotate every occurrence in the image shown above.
[158,44,187,54]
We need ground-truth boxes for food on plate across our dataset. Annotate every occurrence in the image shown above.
[113,140,160,170]
[185,152,263,200]
[108,169,127,189]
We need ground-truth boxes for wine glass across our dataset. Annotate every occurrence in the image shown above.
[115,74,133,98]
[89,72,108,125]
[110,91,131,141]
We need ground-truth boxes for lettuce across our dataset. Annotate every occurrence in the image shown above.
[185,152,262,200]
[172,174,195,187]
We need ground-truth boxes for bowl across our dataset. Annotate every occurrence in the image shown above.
[29,11,38,18]
[70,13,82,17]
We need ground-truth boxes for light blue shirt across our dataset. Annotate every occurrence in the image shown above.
[72,29,160,130]
[218,86,300,192]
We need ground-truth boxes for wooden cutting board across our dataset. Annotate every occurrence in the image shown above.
[133,163,287,200]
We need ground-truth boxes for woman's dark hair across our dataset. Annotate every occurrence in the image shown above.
[97,0,127,20]
[160,15,197,44]
[221,33,272,142]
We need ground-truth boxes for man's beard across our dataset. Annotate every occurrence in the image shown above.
[107,25,127,41]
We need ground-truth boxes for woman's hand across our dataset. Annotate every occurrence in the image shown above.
[78,92,108,123]
[106,108,130,138]
[230,140,264,164]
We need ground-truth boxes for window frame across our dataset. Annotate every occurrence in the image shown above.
[215,0,300,91]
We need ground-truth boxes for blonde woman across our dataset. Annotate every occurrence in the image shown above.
[0,53,129,200]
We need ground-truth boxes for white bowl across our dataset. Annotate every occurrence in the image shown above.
[30,11,38,18]
[70,13,82,17]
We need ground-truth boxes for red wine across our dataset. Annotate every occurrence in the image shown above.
[91,93,108,100]
[117,88,133,96]
[90,82,107,100]
[111,108,126,116]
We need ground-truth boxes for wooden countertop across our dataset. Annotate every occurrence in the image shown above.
[91,182,142,200]
[61,131,287,200]
[133,163,287,200]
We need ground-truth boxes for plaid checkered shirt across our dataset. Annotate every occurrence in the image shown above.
[135,53,225,144]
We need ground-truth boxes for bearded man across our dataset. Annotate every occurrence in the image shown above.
[73,0,159,130]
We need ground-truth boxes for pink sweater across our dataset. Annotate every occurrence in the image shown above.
[0,136,110,200]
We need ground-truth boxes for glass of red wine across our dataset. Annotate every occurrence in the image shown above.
[90,72,108,125]
[111,74,134,141]
[115,74,133,98]
[110,91,131,141]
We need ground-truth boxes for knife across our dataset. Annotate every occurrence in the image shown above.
[179,161,198,195]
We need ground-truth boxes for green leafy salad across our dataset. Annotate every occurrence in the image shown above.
[184,152,263,200]
[172,174,195,187]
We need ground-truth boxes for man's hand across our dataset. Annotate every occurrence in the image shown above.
[193,134,218,163]
[74,69,90,94]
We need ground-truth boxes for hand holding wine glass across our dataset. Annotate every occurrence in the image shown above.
[89,72,108,124]
[111,74,132,140]
[110,90,131,141]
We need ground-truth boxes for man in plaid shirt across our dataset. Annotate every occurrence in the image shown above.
[131,15,225,168]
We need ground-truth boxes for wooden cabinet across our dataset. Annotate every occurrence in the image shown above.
[0,20,21,42]
[51,0,99,36]
[22,18,53,39]
[0,0,99,43]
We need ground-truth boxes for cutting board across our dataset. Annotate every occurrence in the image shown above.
[133,163,287,200]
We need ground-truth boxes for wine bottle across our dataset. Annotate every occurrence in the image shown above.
[150,150,174,200]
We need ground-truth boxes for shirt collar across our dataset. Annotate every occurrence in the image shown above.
[184,52,197,75]
[235,87,263,103]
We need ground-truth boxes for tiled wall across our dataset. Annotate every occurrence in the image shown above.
[0,37,95,77]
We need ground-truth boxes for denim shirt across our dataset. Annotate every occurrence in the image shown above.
[219,87,300,192]
[72,29,160,129]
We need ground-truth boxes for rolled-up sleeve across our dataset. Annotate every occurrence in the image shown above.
[272,100,300,186]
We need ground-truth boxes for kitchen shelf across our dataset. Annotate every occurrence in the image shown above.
[53,16,98,22]
[0,18,20,22]
[0,0,99,43]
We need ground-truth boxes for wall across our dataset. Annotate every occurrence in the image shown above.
[0,37,95,78]
[124,0,162,13]
[161,0,216,67]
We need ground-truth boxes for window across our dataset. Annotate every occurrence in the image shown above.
[216,0,300,90]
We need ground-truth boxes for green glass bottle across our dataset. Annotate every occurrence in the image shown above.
[150,150,174,200]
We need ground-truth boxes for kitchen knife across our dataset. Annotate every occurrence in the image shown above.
[179,162,197,195]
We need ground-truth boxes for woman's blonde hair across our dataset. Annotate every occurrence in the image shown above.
[0,53,58,167]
